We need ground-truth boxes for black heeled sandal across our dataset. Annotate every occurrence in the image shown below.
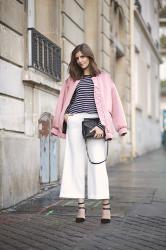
[101,202,111,224]
[76,202,86,223]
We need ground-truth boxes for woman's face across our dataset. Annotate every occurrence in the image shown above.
[75,51,90,70]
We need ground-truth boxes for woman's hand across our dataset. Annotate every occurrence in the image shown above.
[121,133,127,136]
[90,126,104,139]
[64,113,70,123]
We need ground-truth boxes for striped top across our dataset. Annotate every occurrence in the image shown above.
[65,75,105,131]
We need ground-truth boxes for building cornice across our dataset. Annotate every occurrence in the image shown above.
[160,48,166,54]
[161,87,166,96]
[134,7,162,63]
[160,18,166,24]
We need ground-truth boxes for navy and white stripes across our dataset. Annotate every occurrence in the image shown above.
[66,75,105,131]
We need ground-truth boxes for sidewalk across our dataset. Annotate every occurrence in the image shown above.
[0,147,166,250]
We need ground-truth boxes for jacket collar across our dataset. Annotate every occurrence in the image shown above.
[72,73,102,87]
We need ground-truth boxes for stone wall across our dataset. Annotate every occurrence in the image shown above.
[99,0,132,163]
[134,6,161,155]
[0,0,40,209]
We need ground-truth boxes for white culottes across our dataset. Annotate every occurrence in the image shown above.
[59,113,110,199]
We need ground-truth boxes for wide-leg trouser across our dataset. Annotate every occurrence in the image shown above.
[59,113,110,199]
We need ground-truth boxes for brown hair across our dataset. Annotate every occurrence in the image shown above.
[68,43,101,81]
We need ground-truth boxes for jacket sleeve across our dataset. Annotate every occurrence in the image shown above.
[111,83,127,136]
[51,78,69,136]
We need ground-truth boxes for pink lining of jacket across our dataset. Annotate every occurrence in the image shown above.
[51,71,127,140]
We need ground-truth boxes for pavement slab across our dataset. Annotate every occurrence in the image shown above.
[0,147,166,249]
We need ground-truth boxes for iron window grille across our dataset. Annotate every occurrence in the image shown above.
[28,28,61,81]
[135,0,142,13]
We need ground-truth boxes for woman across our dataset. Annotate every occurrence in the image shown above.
[51,43,127,223]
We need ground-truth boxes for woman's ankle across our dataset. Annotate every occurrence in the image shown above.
[78,198,85,203]
[76,199,86,221]
[78,198,85,207]
[102,199,110,206]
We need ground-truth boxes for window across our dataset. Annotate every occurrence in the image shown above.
[27,0,61,81]
[147,64,152,116]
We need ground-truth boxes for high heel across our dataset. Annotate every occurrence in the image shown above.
[76,202,86,223]
[101,202,111,224]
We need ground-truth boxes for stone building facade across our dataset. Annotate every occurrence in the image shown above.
[160,0,166,132]
[0,0,161,209]
[132,0,162,156]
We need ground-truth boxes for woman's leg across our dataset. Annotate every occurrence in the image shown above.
[59,116,86,199]
[59,114,87,222]
[101,199,111,223]
[87,138,110,199]
[76,198,86,222]
[86,138,111,222]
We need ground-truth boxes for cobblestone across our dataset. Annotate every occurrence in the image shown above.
[0,148,166,249]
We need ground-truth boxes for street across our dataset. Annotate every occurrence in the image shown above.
[0,147,166,250]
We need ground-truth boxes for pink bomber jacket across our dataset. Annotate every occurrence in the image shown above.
[51,71,127,140]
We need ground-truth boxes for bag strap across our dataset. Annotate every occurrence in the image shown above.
[85,139,109,164]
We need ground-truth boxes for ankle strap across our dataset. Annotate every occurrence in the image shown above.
[103,202,110,206]
[103,207,111,210]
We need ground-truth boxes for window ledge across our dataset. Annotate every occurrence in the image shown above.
[136,104,143,112]
[148,114,152,119]
[22,68,61,93]
[114,39,125,58]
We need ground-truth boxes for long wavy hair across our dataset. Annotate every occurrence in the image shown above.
[68,43,101,81]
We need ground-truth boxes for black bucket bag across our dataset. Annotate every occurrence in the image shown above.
[82,118,108,164]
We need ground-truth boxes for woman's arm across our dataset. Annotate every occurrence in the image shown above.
[111,83,127,136]
[51,78,69,135]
